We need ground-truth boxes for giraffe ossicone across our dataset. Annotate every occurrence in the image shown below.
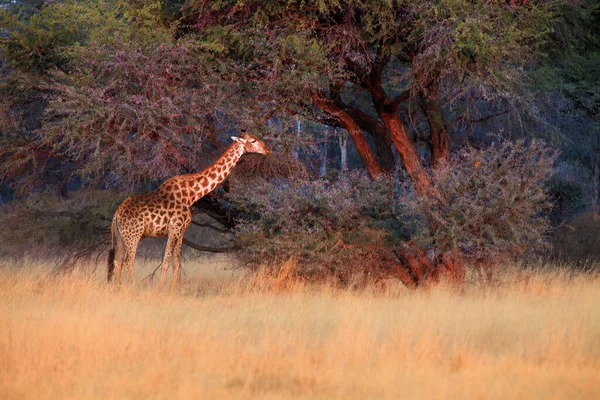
[107,131,270,288]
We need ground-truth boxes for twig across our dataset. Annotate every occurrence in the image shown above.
[182,238,239,253]
[190,220,230,233]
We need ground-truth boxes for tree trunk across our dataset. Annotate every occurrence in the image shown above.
[411,58,451,170]
[343,106,395,172]
[319,126,329,177]
[369,127,396,172]
[419,93,450,169]
[359,63,432,193]
[337,129,348,172]
[378,110,432,195]
[312,94,385,179]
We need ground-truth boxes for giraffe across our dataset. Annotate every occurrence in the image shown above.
[107,130,270,288]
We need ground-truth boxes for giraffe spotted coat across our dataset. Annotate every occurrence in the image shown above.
[108,132,270,288]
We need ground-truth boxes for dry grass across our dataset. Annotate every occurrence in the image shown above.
[1,257,599,400]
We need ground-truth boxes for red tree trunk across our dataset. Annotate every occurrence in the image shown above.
[378,111,432,195]
[312,94,385,179]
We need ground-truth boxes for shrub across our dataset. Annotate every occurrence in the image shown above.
[226,171,406,283]
[546,161,590,224]
[228,137,557,285]
[0,189,123,258]
[549,211,600,270]
[399,137,557,266]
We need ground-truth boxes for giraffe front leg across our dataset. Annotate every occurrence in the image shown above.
[171,233,185,289]
[158,232,177,289]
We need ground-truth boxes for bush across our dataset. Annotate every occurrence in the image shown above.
[0,189,123,258]
[226,171,406,282]
[399,137,557,266]
[228,138,557,285]
[546,161,590,224]
[549,211,600,270]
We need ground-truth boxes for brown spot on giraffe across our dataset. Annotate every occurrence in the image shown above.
[107,131,270,288]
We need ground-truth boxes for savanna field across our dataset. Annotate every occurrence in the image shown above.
[1,257,599,400]
[2,0,600,399]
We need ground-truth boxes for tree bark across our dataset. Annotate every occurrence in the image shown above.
[378,110,432,195]
[312,94,385,179]
[346,56,432,193]
[411,58,451,170]
[319,126,329,177]
[344,106,395,172]
[419,91,450,169]
[338,129,348,172]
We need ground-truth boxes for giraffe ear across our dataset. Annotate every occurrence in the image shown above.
[231,136,247,144]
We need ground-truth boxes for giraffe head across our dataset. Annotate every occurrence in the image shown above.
[231,130,270,155]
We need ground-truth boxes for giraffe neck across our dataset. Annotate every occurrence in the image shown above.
[183,142,244,207]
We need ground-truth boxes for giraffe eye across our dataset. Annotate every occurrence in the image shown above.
[251,140,256,143]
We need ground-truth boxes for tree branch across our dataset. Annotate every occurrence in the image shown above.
[344,56,371,89]
[390,90,412,109]
[182,238,239,253]
[190,219,231,233]
[450,109,511,126]
[332,95,395,170]
[312,92,386,178]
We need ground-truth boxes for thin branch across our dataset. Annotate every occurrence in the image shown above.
[390,90,412,109]
[190,219,230,233]
[450,109,511,127]
[344,57,371,89]
[194,208,233,227]
[182,238,239,253]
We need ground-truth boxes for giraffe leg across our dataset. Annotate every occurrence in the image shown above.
[171,214,191,289]
[123,235,141,284]
[158,231,177,289]
[113,229,125,284]
[171,233,185,289]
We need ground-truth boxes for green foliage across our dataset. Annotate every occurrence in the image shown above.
[407,0,554,99]
[0,0,243,189]
[400,137,557,263]
[0,0,172,73]
[184,0,558,115]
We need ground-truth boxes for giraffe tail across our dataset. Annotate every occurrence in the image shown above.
[107,215,118,282]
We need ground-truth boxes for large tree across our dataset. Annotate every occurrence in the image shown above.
[182,0,555,193]
[0,0,249,190]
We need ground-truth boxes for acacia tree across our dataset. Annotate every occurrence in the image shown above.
[0,0,267,191]
[182,0,555,193]
[0,0,255,259]
[0,0,590,281]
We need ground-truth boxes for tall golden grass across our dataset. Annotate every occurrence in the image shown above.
[1,257,599,399]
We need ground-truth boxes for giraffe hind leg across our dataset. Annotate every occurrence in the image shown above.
[122,233,141,284]
[112,219,126,284]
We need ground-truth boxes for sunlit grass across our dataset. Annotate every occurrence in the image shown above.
[0,257,599,399]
